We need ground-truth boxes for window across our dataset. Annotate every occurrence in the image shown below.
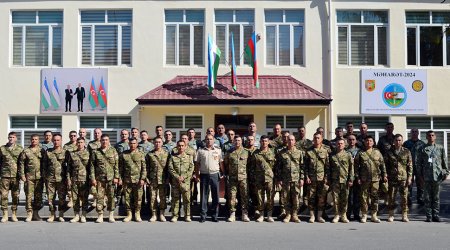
[81,10,132,66]
[165,115,203,140]
[337,10,388,66]
[265,10,304,66]
[406,11,450,66]
[215,10,254,65]
[265,115,304,136]
[9,116,62,147]
[12,11,63,67]
[80,116,131,143]
[337,116,389,140]
[165,10,204,66]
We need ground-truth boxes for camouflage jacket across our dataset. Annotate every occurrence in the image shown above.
[115,141,130,154]
[224,148,249,182]
[329,150,354,184]
[304,146,329,182]
[43,148,68,182]
[251,148,276,183]
[119,149,146,184]
[63,142,77,153]
[276,147,303,183]
[172,147,195,162]
[146,149,170,184]
[269,135,283,148]
[355,148,386,182]
[385,147,413,181]
[67,149,90,182]
[403,139,426,168]
[168,152,194,181]
[295,138,313,151]
[18,146,45,181]
[330,137,348,152]
[138,141,154,154]
[90,146,119,182]
[0,143,23,178]
[418,143,449,182]
[87,140,101,153]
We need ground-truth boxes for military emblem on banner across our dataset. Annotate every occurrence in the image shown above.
[412,80,423,92]
[365,80,375,92]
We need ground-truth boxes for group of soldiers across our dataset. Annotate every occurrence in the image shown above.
[0,121,447,224]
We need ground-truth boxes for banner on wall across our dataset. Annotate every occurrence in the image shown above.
[361,69,427,114]
[41,68,108,114]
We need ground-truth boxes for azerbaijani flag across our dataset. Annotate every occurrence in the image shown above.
[50,78,61,109]
[230,32,237,91]
[98,77,107,109]
[88,77,99,109]
[244,32,259,88]
[41,78,51,110]
[207,34,221,94]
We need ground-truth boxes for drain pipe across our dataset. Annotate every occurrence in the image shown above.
[327,0,334,139]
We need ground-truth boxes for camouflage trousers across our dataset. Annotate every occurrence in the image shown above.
[47,181,66,212]
[149,183,167,215]
[24,179,43,212]
[274,183,285,211]
[228,179,248,212]
[124,182,143,211]
[171,181,191,217]
[95,180,115,212]
[281,181,300,214]
[424,181,441,217]
[71,181,89,212]
[308,181,327,211]
[256,180,274,213]
[331,183,349,215]
[360,180,379,214]
[388,180,408,213]
[0,177,20,211]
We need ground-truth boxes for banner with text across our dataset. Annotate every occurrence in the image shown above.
[41,68,108,114]
[361,69,427,114]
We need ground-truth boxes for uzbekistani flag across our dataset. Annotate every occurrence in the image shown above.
[207,34,221,94]
[244,32,259,88]
[88,77,99,109]
[50,78,61,109]
[41,78,51,110]
[230,32,237,92]
[98,77,107,109]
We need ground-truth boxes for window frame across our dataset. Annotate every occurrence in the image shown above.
[264,9,305,67]
[8,115,62,147]
[265,114,305,136]
[164,114,203,141]
[337,115,390,142]
[336,10,389,67]
[78,115,132,144]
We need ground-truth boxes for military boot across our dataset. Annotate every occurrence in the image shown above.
[185,216,191,222]
[387,210,394,222]
[278,208,287,220]
[95,212,104,223]
[108,211,115,223]
[58,211,65,222]
[292,212,301,223]
[266,211,274,222]
[317,211,325,223]
[149,214,157,222]
[332,214,340,223]
[70,213,80,223]
[340,214,349,223]
[308,211,315,223]
[135,210,142,222]
[159,211,166,222]
[80,211,87,223]
[227,212,236,222]
[360,214,367,223]
[371,213,381,223]
[11,210,18,222]
[1,210,8,223]
[171,216,178,223]
[25,211,33,222]
[123,210,132,222]
[283,214,291,223]
[256,211,264,222]
[47,211,55,222]
[242,210,250,222]
[33,210,42,221]
[402,212,409,222]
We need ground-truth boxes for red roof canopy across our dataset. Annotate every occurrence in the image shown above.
[136,75,332,105]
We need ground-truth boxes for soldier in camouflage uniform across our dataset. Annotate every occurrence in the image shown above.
[18,134,45,222]
[329,138,354,223]
[168,140,194,222]
[296,126,313,151]
[90,134,120,223]
[276,135,304,223]
[251,136,276,222]
[63,130,78,208]
[385,134,413,222]
[245,135,258,216]
[418,130,449,222]
[66,138,90,223]
[222,130,236,154]
[330,127,348,152]
[224,136,250,222]
[0,132,23,222]
[354,136,387,223]
[146,137,170,222]
[43,134,68,222]
[87,128,102,207]
[269,124,283,148]
[346,135,361,221]
[304,132,329,223]
[120,138,146,222]
[78,128,90,145]
[403,128,426,205]
[115,129,130,154]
